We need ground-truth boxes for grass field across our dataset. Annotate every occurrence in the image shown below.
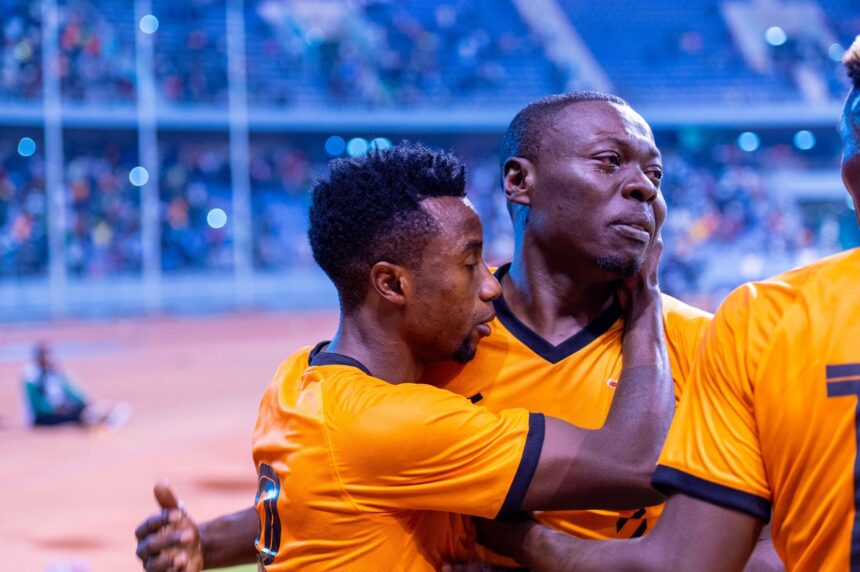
[0,311,338,571]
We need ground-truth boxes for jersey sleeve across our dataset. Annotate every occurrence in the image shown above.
[327,382,544,519]
[653,284,778,523]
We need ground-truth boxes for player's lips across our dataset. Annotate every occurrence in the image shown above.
[475,313,495,337]
[611,217,654,243]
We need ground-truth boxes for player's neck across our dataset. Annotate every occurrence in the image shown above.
[504,241,618,344]
[327,316,423,384]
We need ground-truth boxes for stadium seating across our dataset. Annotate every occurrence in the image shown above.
[0,0,858,314]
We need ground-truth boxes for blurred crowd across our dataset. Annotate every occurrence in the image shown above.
[4,0,856,108]
[0,0,554,108]
[0,132,856,306]
[1,0,859,308]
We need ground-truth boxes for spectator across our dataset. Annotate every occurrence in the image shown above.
[21,342,131,428]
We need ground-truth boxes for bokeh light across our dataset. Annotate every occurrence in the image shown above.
[765,26,787,46]
[325,135,346,156]
[793,130,815,150]
[129,166,150,187]
[207,208,228,229]
[737,132,760,152]
[829,43,845,62]
[347,138,369,157]
[305,28,325,46]
[370,137,392,151]
[17,137,36,157]
[139,14,159,34]
[13,41,32,62]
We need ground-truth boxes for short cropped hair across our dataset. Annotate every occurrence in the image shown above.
[499,91,629,171]
[308,142,467,313]
[844,35,860,88]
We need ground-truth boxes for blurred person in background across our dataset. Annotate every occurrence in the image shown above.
[22,342,130,429]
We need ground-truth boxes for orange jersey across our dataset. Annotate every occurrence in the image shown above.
[423,264,712,541]
[654,248,860,571]
[252,342,544,571]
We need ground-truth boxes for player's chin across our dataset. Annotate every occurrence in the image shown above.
[450,335,478,364]
[596,251,643,278]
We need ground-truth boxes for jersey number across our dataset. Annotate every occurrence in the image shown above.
[826,363,860,571]
[256,464,282,566]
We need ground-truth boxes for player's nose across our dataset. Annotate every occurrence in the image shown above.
[480,263,502,302]
[622,167,659,203]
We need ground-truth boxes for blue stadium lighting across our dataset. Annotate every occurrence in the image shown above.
[347,138,369,157]
[829,43,845,62]
[370,137,392,151]
[207,208,228,229]
[793,130,815,150]
[737,132,760,152]
[17,137,36,157]
[129,166,150,187]
[765,26,787,47]
[324,135,346,156]
[140,15,159,34]
[13,41,33,62]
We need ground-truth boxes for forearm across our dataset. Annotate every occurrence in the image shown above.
[743,525,783,572]
[199,507,259,569]
[605,290,673,469]
[563,292,673,506]
[499,520,655,572]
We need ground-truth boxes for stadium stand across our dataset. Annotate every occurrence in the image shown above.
[0,0,857,318]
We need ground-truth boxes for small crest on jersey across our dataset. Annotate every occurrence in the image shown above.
[607,378,618,389]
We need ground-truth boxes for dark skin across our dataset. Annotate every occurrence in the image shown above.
[472,494,764,571]
[464,88,860,570]
[135,101,780,570]
[136,191,674,571]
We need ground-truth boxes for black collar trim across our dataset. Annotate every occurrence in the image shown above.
[493,263,622,364]
[308,341,372,376]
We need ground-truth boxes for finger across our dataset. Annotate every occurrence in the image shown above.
[144,551,179,572]
[135,512,171,540]
[136,529,188,562]
[154,480,181,510]
[172,552,189,571]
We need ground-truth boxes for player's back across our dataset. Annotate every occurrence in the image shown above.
[655,248,860,571]
[252,346,472,571]
[752,248,860,569]
[252,342,539,571]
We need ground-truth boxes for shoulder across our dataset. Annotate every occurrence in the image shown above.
[259,344,316,409]
[715,252,841,329]
[719,248,860,338]
[660,294,713,368]
[703,252,859,379]
[661,293,713,326]
[271,345,315,384]
[327,375,480,434]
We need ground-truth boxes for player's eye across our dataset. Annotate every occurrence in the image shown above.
[596,153,621,168]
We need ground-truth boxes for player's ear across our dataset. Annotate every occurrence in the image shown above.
[503,157,535,207]
[370,261,408,306]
